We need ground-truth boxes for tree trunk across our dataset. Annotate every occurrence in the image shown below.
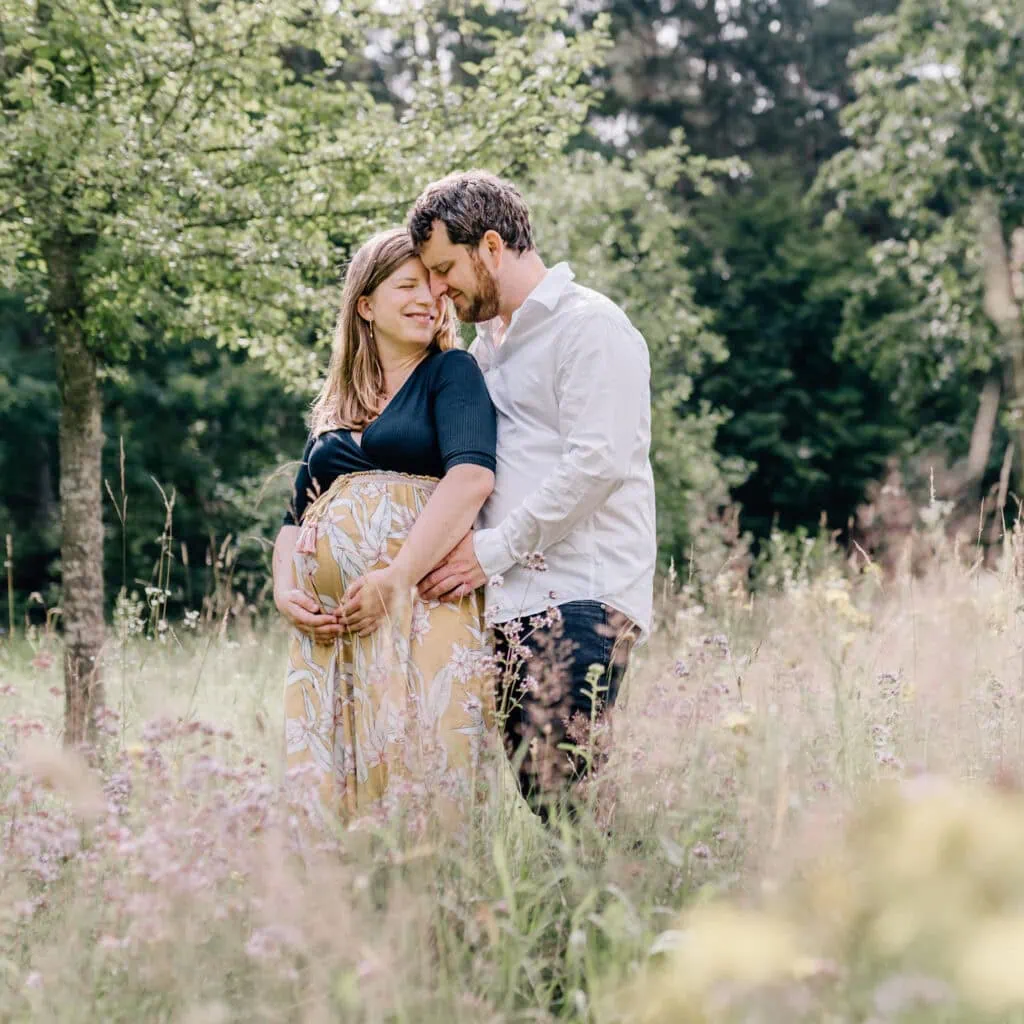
[964,375,1001,485]
[980,194,1024,483]
[49,239,105,745]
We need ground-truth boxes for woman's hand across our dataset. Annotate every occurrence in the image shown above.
[339,567,413,637]
[275,587,343,642]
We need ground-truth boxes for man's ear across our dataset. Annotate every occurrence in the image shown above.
[481,229,504,265]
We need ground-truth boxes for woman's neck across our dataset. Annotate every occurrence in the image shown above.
[377,338,429,395]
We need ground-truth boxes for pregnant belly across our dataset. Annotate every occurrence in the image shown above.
[293,471,437,611]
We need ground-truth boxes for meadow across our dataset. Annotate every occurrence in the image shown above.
[5,528,1024,1022]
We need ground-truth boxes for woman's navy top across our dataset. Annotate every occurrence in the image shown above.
[284,348,496,526]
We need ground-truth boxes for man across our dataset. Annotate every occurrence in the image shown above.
[409,171,656,818]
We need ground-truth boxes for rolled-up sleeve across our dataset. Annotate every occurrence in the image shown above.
[472,311,649,578]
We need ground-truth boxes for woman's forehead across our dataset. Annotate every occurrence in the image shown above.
[387,256,429,283]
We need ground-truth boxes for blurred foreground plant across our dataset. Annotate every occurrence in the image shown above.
[631,776,1024,1022]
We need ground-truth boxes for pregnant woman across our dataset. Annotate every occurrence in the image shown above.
[272,227,498,821]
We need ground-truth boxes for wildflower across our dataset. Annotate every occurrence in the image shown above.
[16,737,106,821]
[791,957,840,982]
[873,973,953,1016]
[665,905,802,989]
[722,710,752,735]
[528,606,562,631]
[876,749,903,771]
[94,706,120,737]
[30,651,54,672]
[673,659,689,678]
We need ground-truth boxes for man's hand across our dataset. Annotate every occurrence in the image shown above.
[275,588,343,642]
[418,532,487,603]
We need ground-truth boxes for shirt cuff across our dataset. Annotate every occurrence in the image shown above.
[472,527,517,580]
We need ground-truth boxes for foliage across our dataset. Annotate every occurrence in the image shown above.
[817,0,1024,440]
[0,0,610,733]
[587,0,899,168]
[0,0,606,372]
[638,778,1024,1021]
[0,297,59,616]
[0,299,307,621]
[526,136,747,567]
[7,529,1024,1019]
[690,166,907,541]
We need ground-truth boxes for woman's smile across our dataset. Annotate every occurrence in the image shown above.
[404,309,435,326]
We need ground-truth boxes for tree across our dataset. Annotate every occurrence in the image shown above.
[0,296,60,624]
[689,166,906,542]
[586,0,898,171]
[0,0,606,743]
[816,0,1024,500]
[0,307,309,623]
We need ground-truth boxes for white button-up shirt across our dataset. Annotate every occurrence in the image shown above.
[470,263,657,636]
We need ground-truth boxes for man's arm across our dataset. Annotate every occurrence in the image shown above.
[420,310,649,600]
[474,310,649,577]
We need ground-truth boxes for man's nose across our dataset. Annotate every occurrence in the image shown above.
[429,273,448,299]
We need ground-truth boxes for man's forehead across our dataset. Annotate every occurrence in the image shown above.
[422,221,459,257]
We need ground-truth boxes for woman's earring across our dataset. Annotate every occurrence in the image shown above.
[367,319,375,343]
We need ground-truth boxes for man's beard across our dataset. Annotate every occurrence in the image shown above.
[456,251,501,323]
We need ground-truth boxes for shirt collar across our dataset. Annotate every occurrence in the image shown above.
[524,262,575,311]
[475,262,575,349]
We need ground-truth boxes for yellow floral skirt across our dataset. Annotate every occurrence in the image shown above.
[284,471,496,821]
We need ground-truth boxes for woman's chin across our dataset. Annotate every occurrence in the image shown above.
[403,331,435,348]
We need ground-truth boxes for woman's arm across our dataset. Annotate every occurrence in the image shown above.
[339,465,494,635]
[394,464,494,584]
[340,349,497,636]
[273,525,343,640]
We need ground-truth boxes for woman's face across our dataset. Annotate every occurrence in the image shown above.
[359,257,442,348]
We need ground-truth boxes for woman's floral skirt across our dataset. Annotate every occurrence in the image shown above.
[284,472,496,822]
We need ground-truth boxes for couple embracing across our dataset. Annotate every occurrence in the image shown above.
[273,172,656,824]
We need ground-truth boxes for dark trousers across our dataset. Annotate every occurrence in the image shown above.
[493,600,636,820]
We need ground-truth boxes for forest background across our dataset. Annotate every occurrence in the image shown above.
[3,0,1020,633]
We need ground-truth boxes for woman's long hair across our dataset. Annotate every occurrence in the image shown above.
[310,228,458,434]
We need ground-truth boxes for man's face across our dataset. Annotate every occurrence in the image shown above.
[418,221,501,323]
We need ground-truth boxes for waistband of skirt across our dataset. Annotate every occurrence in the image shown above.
[300,470,440,524]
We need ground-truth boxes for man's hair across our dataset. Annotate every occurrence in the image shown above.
[409,171,534,253]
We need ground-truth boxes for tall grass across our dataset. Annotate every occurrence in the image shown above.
[5,527,1024,1021]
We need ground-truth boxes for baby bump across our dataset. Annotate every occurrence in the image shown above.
[293,472,437,610]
